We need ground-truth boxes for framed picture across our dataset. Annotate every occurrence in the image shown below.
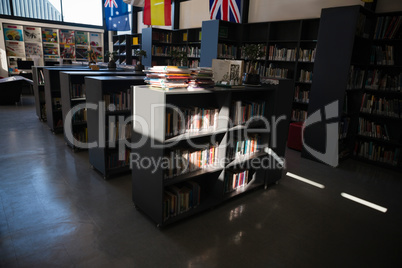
[212,59,244,85]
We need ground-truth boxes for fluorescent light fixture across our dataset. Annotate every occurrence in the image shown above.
[286,172,325,189]
[341,192,387,213]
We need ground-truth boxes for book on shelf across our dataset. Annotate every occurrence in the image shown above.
[224,170,250,194]
[132,37,139,45]
[104,89,132,111]
[165,105,219,137]
[163,143,219,179]
[374,15,402,40]
[230,99,266,126]
[267,45,295,61]
[354,141,400,166]
[227,134,261,160]
[358,117,390,140]
[164,180,201,221]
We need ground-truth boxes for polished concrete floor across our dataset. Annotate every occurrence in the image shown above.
[1,96,402,267]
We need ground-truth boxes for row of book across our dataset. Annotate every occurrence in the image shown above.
[224,170,250,194]
[163,181,201,221]
[294,86,310,103]
[299,69,313,83]
[104,89,132,111]
[347,66,365,90]
[339,117,350,139]
[291,109,307,122]
[298,48,316,62]
[358,117,390,141]
[164,144,219,179]
[365,70,402,91]
[373,15,402,40]
[107,148,131,169]
[370,45,395,65]
[265,64,290,78]
[354,141,400,166]
[152,45,171,56]
[168,46,200,58]
[70,83,86,98]
[218,43,238,59]
[230,100,266,126]
[108,121,132,142]
[72,108,87,123]
[152,31,173,43]
[166,106,219,137]
[360,93,402,118]
[267,45,295,61]
[72,128,88,144]
[227,135,261,160]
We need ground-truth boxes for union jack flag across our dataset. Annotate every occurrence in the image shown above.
[209,0,242,23]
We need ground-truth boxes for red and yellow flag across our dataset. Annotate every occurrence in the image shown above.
[143,0,172,26]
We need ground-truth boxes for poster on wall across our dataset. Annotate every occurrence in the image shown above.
[25,43,43,57]
[23,26,42,42]
[42,28,58,43]
[90,33,102,47]
[4,24,24,41]
[6,41,25,57]
[75,31,88,45]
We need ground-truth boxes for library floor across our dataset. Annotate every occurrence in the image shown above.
[1,95,402,267]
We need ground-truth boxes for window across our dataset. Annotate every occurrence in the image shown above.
[0,1,11,15]
[12,0,62,21]
[62,0,102,26]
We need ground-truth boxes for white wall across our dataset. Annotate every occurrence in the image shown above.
[180,0,210,29]
[177,0,402,29]
[376,0,402,13]
[0,18,104,78]
[249,0,363,22]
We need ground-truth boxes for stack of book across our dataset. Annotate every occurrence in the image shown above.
[145,66,191,90]
[187,67,214,90]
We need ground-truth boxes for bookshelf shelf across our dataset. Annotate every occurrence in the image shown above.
[85,76,146,178]
[131,80,293,226]
[60,70,144,151]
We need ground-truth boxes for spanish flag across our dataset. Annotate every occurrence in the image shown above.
[143,0,172,26]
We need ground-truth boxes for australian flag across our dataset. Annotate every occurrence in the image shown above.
[209,0,242,23]
[105,0,130,31]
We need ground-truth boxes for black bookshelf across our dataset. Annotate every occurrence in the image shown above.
[85,76,146,178]
[32,66,46,121]
[43,66,90,133]
[354,11,402,170]
[131,79,293,227]
[142,27,202,68]
[112,34,142,66]
[301,5,376,167]
[60,71,144,151]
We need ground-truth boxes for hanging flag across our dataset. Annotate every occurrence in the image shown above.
[123,0,144,7]
[143,0,172,26]
[105,0,131,31]
[209,0,242,23]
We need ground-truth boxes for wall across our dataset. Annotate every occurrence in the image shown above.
[0,18,103,77]
[376,0,402,13]
[178,0,402,29]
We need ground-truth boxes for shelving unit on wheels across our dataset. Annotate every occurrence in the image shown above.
[85,76,146,179]
[60,70,145,151]
[131,79,293,227]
